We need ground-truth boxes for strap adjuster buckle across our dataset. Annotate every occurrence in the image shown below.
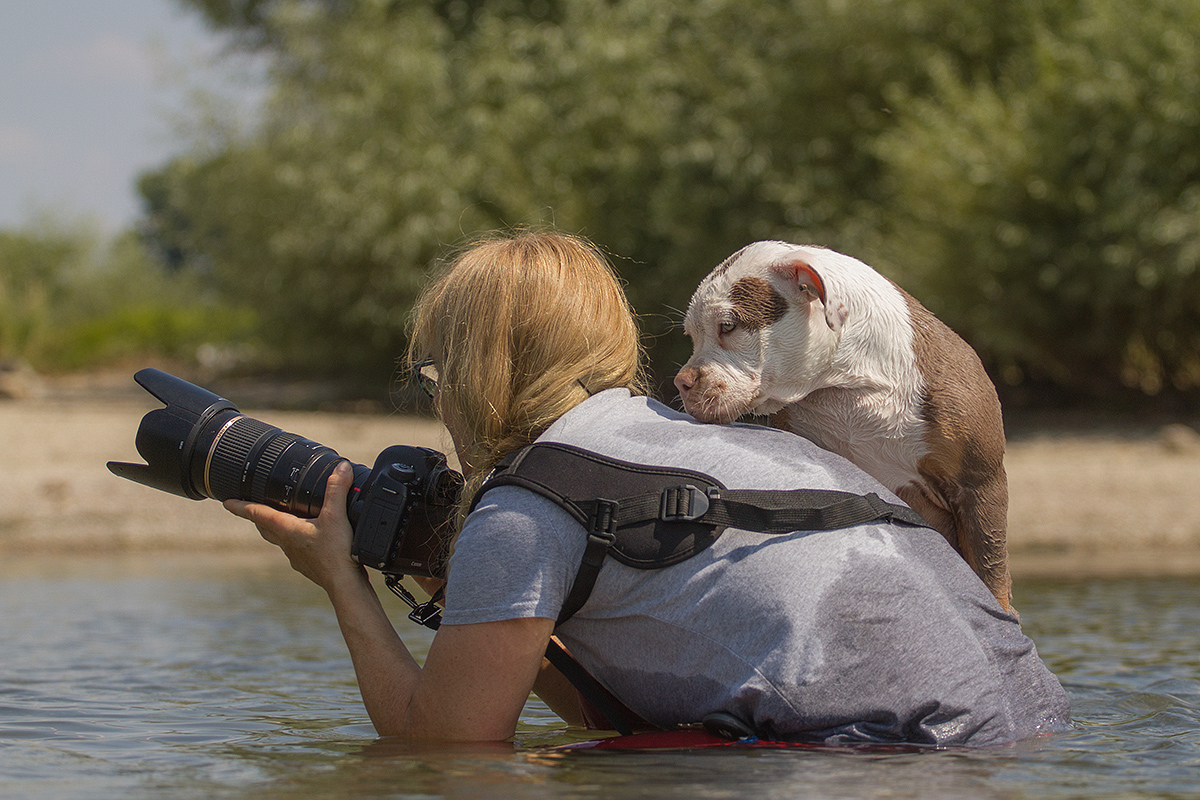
[384,573,444,631]
[587,498,620,542]
[408,600,444,629]
[659,484,712,522]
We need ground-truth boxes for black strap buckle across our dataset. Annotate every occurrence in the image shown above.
[384,573,444,631]
[408,600,444,629]
[659,484,712,522]
[587,498,620,542]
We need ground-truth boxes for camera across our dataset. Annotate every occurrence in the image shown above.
[107,369,462,579]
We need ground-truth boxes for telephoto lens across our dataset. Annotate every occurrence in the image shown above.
[107,368,365,517]
[108,369,461,579]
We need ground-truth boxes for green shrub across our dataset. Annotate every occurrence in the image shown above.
[145,0,1200,401]
[0,223,257,372]
[871,0,1200,397]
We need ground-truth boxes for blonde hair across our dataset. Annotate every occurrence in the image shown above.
[407,230,649,526]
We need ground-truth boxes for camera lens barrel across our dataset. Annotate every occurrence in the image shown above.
[107,369,362,521]
[192,411,346,518]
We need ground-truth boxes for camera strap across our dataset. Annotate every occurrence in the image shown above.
[477,442,928,626]
[385,575,445,629]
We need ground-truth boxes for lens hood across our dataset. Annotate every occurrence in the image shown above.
[106,368,238,499]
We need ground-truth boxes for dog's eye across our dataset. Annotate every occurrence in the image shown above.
[719,321,737,335]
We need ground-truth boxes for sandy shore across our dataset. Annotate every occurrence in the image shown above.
[4,387,1200,579]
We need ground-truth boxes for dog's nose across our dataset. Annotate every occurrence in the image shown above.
[674,367,699,396]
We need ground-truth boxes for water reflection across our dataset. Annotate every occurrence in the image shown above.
[206,736,1044,800]
[1,555,1198,800]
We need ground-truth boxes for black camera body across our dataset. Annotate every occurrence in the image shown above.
[107,369,461,579]
[348,445,460,576]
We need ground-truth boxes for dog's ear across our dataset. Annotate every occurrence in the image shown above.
[770,259,846,333]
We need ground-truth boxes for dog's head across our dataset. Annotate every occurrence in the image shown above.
[675,241,849,423]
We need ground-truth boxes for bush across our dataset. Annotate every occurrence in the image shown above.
[145,0,1200,402]
[0,223,256,372]
[870,0,1200,397]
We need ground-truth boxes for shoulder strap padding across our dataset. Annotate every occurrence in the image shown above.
[476,442,728,569]
[472,442,930,626]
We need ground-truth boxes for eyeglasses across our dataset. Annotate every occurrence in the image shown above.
[413,357,439,399]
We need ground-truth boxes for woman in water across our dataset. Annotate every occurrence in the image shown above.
[226,230,1069,745]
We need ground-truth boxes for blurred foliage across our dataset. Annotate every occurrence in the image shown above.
[872,0,1200,398]
[0,222,256,372]
[146,0,1200,402]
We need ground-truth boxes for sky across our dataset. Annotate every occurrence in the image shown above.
[0,0,260,234]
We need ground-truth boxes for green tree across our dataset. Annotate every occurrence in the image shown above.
[0,222,253,370]
[144,3,467,381]
[148,0,1200,402]
[148,0,1041,383]
[873,0,1200,397]
[0,226,86,361]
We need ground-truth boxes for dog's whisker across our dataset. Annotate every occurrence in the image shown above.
[642,310,686,335]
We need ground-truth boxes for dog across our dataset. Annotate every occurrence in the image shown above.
[674,241,1014,616]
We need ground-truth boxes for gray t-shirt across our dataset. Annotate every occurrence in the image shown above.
[443,389,1070,746]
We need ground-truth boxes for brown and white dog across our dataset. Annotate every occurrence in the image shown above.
[674,241,1014,615]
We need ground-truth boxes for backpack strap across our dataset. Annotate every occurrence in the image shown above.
[578,484,928,541]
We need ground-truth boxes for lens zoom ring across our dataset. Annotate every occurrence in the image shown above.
[207,416,275,500]
[249,432,299,503]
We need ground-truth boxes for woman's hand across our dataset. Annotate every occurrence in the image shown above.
[224,460,364,593]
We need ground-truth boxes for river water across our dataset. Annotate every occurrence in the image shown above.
[1,553,1197,800]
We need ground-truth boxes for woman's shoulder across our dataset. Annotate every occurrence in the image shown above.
[462,484,583,545]
[540,390,892,498]
[444,485,587,625]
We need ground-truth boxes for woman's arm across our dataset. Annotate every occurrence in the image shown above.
[225,462,554,740]
[375,580,587,728]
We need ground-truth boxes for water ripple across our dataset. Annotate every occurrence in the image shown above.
[1,559,1198,799]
